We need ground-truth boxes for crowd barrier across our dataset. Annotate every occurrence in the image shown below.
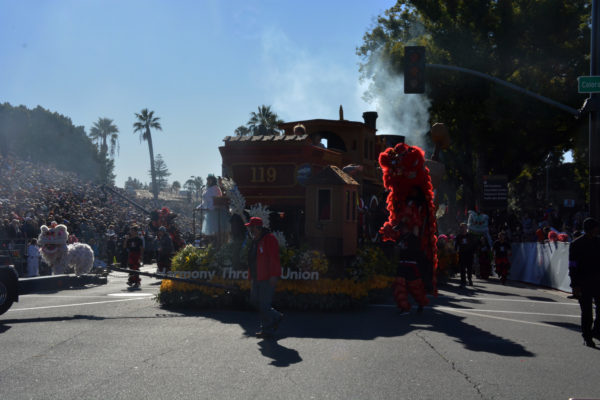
[510,242,571,293]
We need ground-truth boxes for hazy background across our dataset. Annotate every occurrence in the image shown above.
[0,0,439,188]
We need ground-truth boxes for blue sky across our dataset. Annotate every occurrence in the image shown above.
[0,0,397,187]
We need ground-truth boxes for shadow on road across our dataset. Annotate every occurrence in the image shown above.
[541,320,580,333]
[160,298,535,358]
[257,339,303,367]
[0,314,106,325]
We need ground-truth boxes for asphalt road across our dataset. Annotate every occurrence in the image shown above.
[1,265,598,400]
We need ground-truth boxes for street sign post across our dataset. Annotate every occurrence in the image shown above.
[578,76,600,93]
[481,175,508,210]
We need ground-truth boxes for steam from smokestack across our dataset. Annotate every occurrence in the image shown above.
[360,49,431,151]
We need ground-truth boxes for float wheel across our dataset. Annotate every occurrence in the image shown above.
[0,277,14,315]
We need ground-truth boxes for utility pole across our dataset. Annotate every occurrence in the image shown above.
[590,0,600,219]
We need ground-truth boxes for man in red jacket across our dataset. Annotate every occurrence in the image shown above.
[246,217,283,338]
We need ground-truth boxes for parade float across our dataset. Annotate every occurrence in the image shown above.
[157,110,448,310]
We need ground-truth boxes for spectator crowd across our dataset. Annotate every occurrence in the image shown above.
[0,155,195,275]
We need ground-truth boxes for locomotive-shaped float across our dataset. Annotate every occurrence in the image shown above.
[219,108,447,259]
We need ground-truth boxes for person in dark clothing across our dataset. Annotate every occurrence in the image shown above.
[123,226,144,288]
[478,235,492,279]
[156,226,174,274]
[493,231,512,285]
[105,232,118,264]
[569,217,600,348]
[455,223,475,286]
[23,218,37,239]
[392,224,429,313]
[230,213,246,269]
[230,213,246,242]
[7,219,24,240]
[246,217,283,338]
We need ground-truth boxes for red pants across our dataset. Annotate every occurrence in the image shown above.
[128,252,141,284]
[393,277,429,312]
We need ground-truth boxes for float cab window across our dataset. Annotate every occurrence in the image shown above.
[318,189,331,221]
[346,190,350,220]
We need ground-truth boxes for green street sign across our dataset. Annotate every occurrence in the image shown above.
[578,76,600,93]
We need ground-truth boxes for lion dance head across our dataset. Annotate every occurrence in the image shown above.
[38,224,69,264]
[37,224,94,275]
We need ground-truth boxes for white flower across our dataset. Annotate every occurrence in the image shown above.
[272,231,287,249]
[221,178,246,220]
[248,203,272,229]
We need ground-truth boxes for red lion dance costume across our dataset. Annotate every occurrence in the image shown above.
[149,207,185,251]
[378,143,438,312]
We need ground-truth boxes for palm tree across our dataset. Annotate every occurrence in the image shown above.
[184,176,204,203]
[234,125,251,136]
[133,109,162,203]
[171,180,181,195]
[247,105,283,135]
[89,117,119,157]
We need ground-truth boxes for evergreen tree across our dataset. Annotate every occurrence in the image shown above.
[150,154,171,193]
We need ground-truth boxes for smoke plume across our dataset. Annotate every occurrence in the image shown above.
[360,50,431,151]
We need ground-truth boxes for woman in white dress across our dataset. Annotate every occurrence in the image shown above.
[201,175,223,236]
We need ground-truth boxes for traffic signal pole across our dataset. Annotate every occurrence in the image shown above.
[426,64,580,116]
[590,0,600,219]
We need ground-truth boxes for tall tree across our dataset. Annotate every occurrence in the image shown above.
[247,105,284,135]
[133,108,162,203]
[89,117,119,158]
[150,153,171,193]
[358,1,589,209]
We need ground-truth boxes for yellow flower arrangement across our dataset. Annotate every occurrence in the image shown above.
[159,274,394,301]
[157,242,396,310]
[348,245,395,280]
[171,244,216,272]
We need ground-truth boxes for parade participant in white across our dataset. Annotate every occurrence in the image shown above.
[26,239,40,277]
[201,175,223,236]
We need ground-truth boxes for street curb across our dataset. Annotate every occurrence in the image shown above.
[18,274,108,294]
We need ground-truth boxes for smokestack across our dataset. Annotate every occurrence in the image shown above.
[362,111,378,130]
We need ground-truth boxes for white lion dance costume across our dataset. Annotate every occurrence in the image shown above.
[38,224,94,275]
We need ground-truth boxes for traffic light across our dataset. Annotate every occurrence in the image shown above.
[403,46,426,94]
